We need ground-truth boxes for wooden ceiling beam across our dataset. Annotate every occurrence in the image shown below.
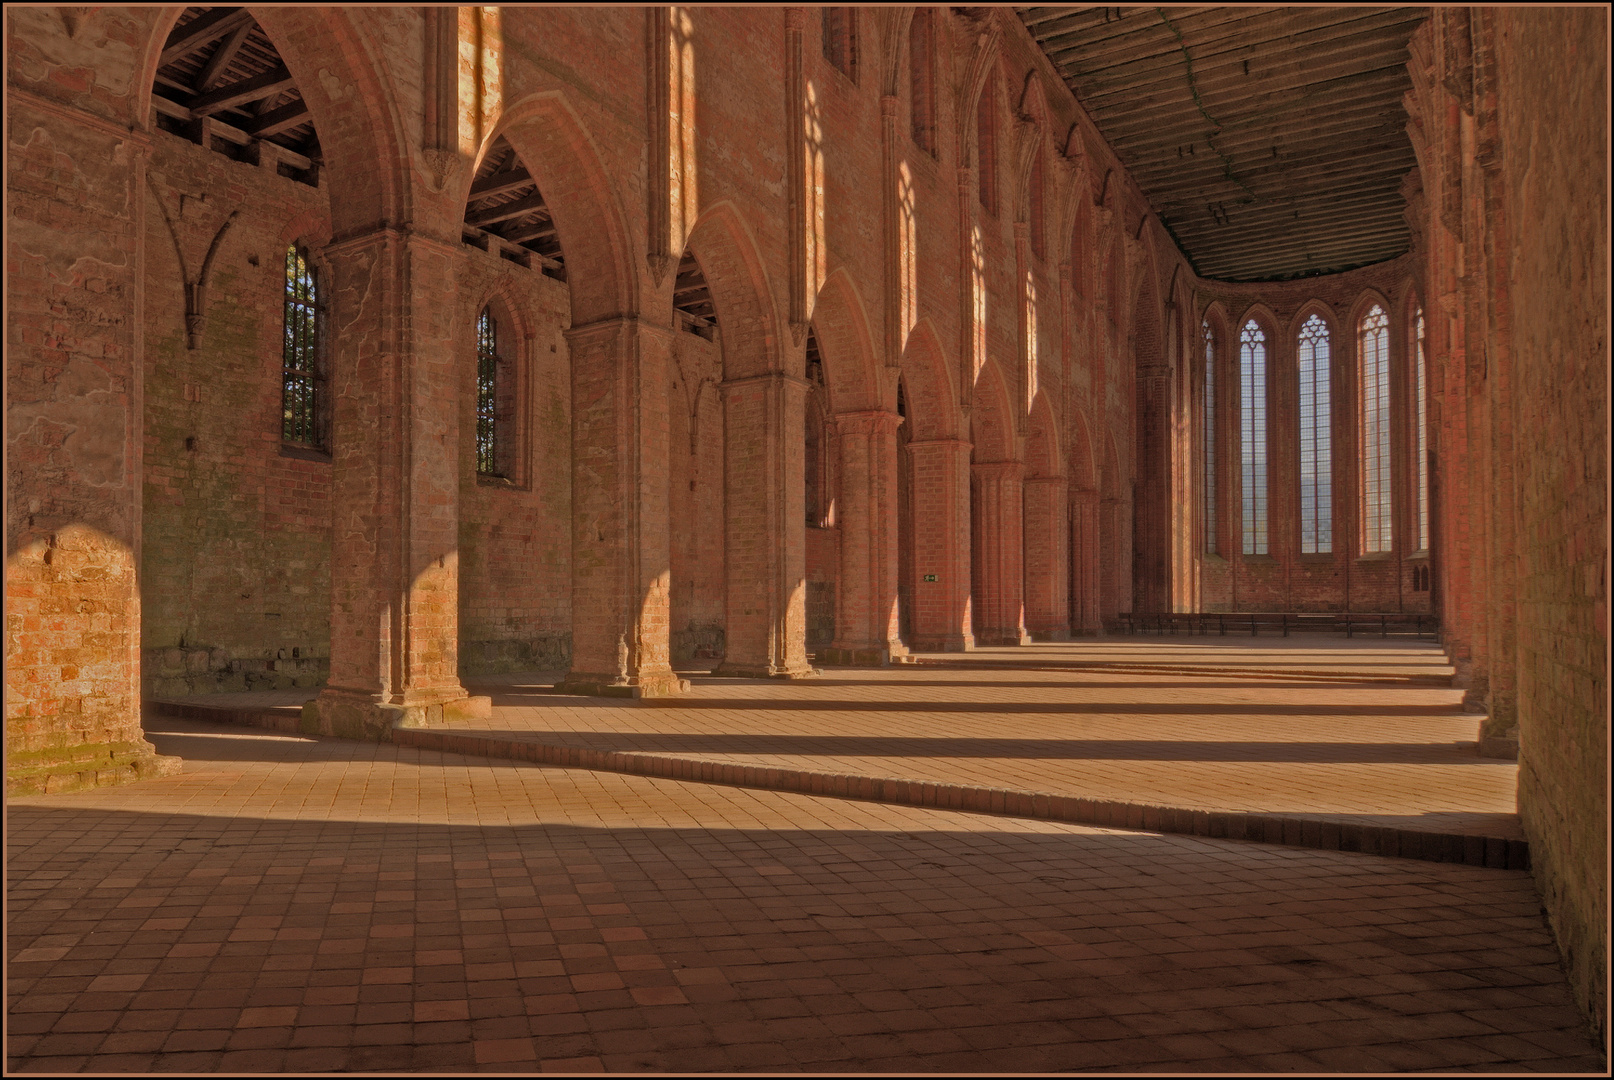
[246,98,310,139]
[189,65,295,117]
[1081,58,1412,125]
[466,192,551,227]
[160,7,253,67]
[1044,9,1421,86]
[469,167,534,201]
[194,22,254,93]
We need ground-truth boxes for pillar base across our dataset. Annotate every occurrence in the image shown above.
[1027,626,1071,642]
[557,669,689,698]
[974,628,1032,646]
[712,660,818,679]
[5,740,182,798]
[305,687,493,741]
[826,639,903,665]
[905,633,974,652]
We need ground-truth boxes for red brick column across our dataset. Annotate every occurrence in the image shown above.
[905,438,974,651]
[559,317,683,698]
[6,95,177,794]
[972,461,1031,646]
[715,373,814,678]
[824,410,905,665]
[311,229,492,736]
[1024,477,1070,640]
[1069,489,1103,634]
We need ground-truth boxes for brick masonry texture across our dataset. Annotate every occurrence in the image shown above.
[4,3,1606,1045]
[6,716,1605,1074]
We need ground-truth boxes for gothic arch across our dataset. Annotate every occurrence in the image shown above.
[899,320,963,442]
[683,202,783,380]
[810,269,882,415]
[1068,406,1097,491]
[970,358,1019,464]
[483,92,639,326]
[140,7,409,236]
[1026,393,1063,480]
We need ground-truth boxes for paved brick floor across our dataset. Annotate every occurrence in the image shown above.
[7,714,1604,1074]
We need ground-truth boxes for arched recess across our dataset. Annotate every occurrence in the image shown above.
[141,6,407,236]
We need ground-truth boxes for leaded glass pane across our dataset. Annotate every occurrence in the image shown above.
[1240,320,1267,555]
[1298,314,1332,554]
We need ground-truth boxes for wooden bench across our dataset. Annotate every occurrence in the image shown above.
[1106,612,1439,639]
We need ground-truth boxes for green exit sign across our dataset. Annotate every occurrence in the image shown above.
[922,574,938,582]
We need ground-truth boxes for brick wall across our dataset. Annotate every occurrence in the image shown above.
[139,132,332,697]
[1491,6,1608,1045]
[455,248,573,675]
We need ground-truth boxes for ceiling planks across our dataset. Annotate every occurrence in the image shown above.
[1018,6,1427,281]
[153,6,321,180]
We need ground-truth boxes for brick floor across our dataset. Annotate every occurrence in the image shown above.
[8,678,1605,1073]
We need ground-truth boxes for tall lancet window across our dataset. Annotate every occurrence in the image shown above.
[281,244,324,448]
[1414,307,1429,551]
[1240,319,1268,555]
[1203,318,1216,554]
[476,307,501,476]
[1297,313,1332,553]
[1360,304,1392,552]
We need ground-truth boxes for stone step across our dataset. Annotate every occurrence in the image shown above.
[148,698,1525,871]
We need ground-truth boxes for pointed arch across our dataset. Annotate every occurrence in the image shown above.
[898,319,963,442]
[970,357,1019,464]
[481,91,640,326]
[1026,392,1063,480]
[1068,405,1097,492]
[139,7,408,234]
[809,268,882,415]
[683,201,784,380]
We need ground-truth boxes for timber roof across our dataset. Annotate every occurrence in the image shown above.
[1018,6,1427,282]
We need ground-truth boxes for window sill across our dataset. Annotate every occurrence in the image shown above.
[1241,554,1278,564]
[1355,551,1395,563]
[1297,553,1335,564]
[280,443,331,463]
[477,473,522,490]
[1201,552,1228,565]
